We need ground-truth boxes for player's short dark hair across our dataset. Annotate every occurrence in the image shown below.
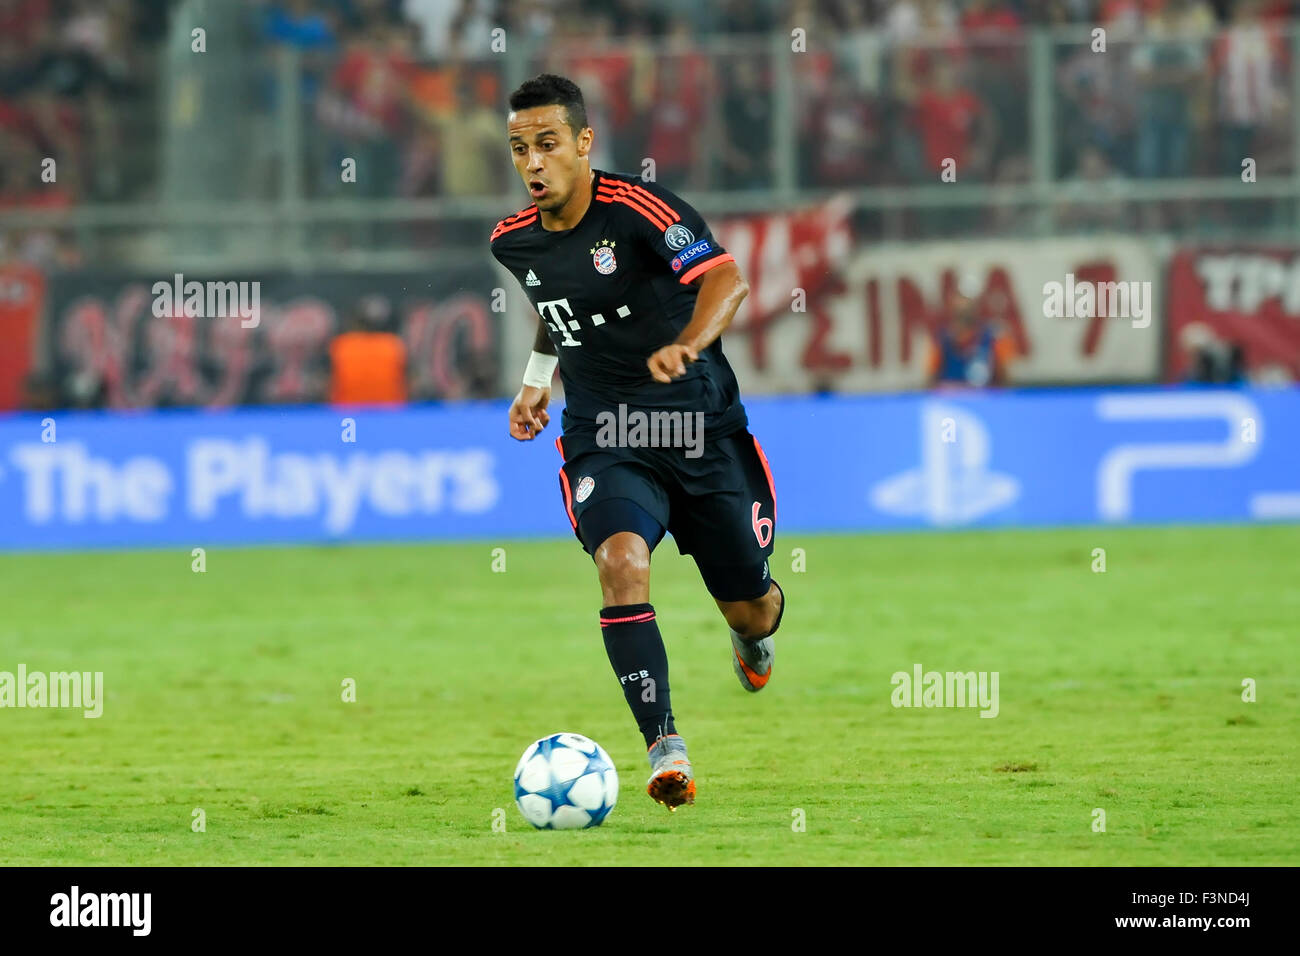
[508,74,588,137]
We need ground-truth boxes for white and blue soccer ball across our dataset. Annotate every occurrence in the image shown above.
[514,733,619,830]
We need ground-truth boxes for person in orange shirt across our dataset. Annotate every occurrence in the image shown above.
[328,299,408,405]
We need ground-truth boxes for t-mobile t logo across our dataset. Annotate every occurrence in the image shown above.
[536,298,631,347]
[536,298,580,347]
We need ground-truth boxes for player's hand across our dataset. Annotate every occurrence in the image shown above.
[647,343,698,383]
[509,385,551,440]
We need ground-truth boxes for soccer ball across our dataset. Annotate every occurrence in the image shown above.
[514,733,619,830]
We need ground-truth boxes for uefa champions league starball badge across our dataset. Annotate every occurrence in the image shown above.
[663,223,694,250]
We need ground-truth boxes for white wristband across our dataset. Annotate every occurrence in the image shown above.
[522,350,558,388]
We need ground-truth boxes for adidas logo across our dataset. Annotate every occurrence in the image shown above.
[525,269,540,287]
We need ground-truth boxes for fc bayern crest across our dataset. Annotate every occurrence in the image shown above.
[575,476,596,502]
[592,245,617,275]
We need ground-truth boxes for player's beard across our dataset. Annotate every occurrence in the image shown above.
[537,181,570,213]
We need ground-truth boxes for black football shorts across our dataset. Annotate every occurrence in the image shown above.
[554,427,777,600]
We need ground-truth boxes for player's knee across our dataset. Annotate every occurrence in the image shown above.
[593,532,651,603]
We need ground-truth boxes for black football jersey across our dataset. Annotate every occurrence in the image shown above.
[490,169,748,438]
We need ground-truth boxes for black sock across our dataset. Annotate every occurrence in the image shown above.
[600,603,675,748]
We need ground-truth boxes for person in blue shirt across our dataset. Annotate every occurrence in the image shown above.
[928,274,1015,388]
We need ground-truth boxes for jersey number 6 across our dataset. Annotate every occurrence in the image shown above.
[751,501,773,549]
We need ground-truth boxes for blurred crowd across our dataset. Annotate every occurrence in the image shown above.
[4,0,1296,412]
[0,0,170,264]
[246,0,1300,239]
[0,0,1298,233]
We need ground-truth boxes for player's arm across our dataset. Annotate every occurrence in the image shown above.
[508,315,556,441]
[620,178,746,383]
[648,261,749,383]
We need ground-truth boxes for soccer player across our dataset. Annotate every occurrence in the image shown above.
[490,74,785,811]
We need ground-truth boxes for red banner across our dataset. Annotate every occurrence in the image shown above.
[1166,248,1300,383]
[38,269,499,409]
[0,263,44,410]
[711,204,1161,390]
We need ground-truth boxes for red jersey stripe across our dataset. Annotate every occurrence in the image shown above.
[626,184,680,222]
[595,180,681,224]
[492,210,537,235]
[595,179,670,214]
[500,204,536,224]
[592,180,670,223]
[491,213,538,240]
[595,191,672,230]
[490,205,538,240]
[557,466,577,531]
[752,434,776,525]
[678,253,734,285]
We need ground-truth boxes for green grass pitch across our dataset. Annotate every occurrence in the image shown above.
[1,524,1296,866]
